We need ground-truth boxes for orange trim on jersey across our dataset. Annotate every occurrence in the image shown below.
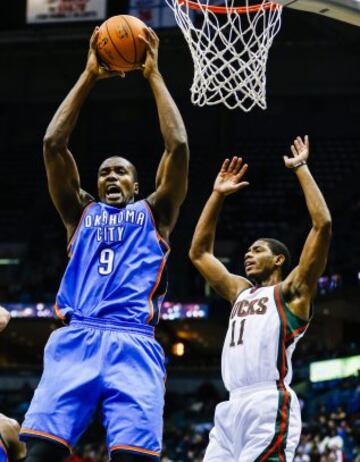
[67,202,95,257]
[0,438,8,462]
[111,445,160,457]
[147,245,170,324]
[20,428,72,451]
[143,201,170,252]
[54,302,66,321]
[143,200,170,324]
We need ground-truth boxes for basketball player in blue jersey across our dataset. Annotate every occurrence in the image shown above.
[0,311,27,462]
[190,136,332,462]
[20,27,189,462]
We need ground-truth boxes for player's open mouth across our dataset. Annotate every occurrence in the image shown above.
[106,184,122,200]
[245,262,255,271]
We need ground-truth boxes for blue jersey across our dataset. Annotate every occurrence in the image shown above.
[0,436,8,462]
[55,200,170,326]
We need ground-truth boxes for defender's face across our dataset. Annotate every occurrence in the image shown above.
[244,240,278,280]
[97,157,139,207]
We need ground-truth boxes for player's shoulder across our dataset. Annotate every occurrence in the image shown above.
[234,282,279,301]
[232,276,253,302]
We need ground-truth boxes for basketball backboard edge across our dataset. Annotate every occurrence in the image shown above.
[277,0,360,27]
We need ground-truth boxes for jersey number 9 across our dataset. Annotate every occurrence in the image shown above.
[99,248,115,275]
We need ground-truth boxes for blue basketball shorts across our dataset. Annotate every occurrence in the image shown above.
[20,316,166,460]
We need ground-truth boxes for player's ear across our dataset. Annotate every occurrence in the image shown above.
[274,254,285,269]
[134,182,139,196]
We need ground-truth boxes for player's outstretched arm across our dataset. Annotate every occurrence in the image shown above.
[43,27,122,240]
[0,415,26,461]
[140,28,189,239]
[189,157,252,304]
[0,306,10,332]
[282,136,332,320]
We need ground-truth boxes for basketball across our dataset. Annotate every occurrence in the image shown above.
[96,15,147,72]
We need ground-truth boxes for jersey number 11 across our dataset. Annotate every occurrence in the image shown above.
[230,319,246,347]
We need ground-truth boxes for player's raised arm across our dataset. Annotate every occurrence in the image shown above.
[189,157,252,304]
[282,136,332,320]
[43,27,122,240]
[0,306,10,332]
[140,28,189,239]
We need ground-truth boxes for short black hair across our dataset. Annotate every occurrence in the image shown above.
[259,238,292,277]
[129,163,138,182]
[98,156,138,182]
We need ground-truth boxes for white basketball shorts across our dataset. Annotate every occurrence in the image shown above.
[203,382,301,462]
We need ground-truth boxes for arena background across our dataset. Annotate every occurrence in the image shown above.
[0,1,359,461]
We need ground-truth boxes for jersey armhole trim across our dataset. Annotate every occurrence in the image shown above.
[67,201,95,257]
[54,301,67,323]
[143,200,170,253]
[278,283,309,327]
[275,285,310,346]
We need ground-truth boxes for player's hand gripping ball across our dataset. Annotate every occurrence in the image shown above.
[96,15,147,72]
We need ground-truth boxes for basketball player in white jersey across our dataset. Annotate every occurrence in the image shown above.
[189,135,332,462]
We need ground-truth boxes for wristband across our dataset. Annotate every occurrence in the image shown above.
[291,160,307,170]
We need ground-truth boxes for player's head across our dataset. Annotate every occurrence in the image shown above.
[244,238,291,283]
[97,156,139,207]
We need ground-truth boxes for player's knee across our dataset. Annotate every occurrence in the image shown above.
[111,452,158,462]
[25,438,69,462]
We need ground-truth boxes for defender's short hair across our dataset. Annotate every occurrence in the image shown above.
[259,238,292,277]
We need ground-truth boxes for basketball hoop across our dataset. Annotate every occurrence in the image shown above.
[165,0,283,111]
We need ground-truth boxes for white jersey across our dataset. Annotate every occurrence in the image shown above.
[222,284,309,391]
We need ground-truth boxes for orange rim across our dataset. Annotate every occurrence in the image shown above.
[177,0,280,14]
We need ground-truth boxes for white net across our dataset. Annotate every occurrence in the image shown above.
[165,0,283,111]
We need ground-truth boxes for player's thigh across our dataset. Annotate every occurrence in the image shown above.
[21,326,102,448]
[235,387,291,462]
[203,427,235,462]
[102,332,166,458]
[284,390,302,461]
[111,453,158,462]
[24,437,69,462]
[204,401,235,462]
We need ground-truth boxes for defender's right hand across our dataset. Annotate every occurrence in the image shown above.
[85,27,125,80]
[213,157,249,196]
[0,306,10,332]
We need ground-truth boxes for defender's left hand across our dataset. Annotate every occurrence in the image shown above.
[213,157,249,196]
[283,135,309,169]
[138,28,160,79]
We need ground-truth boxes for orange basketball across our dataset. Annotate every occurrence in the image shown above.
[96,15,147,72]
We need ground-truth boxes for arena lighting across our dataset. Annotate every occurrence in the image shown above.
[1,303,208,320]
[0,259,20,265]
[172,342,185,357]
[310,355,360,382]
